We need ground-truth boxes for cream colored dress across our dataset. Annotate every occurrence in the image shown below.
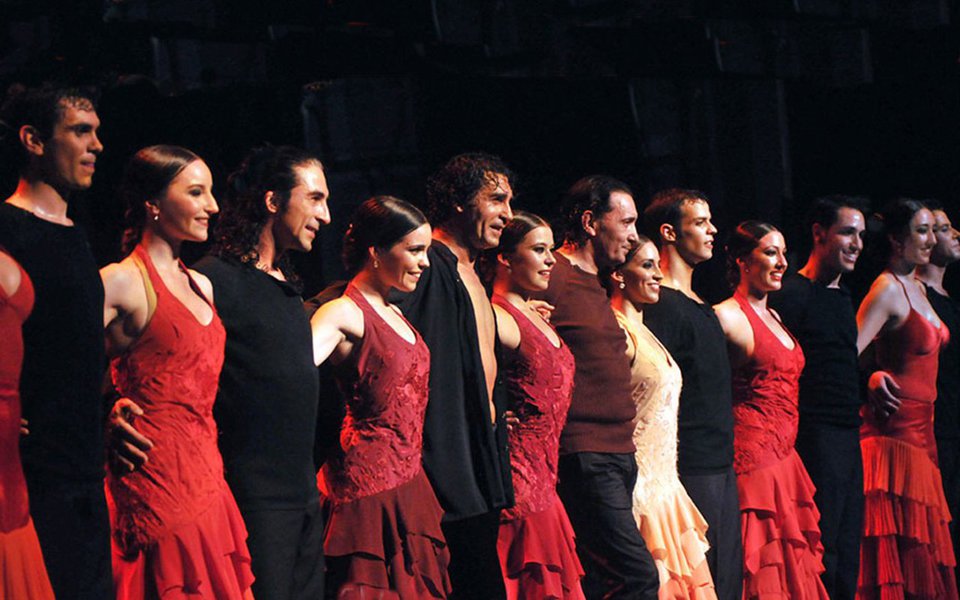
[615,310,717,600]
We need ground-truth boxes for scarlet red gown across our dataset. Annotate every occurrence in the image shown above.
[318,284,451,599]
[731,293,829,599]
[858,278,958,600]
[492,296,584,600]
[107,245,254,598]
[0,257,55,600]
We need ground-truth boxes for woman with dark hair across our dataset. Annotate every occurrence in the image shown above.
[310,196,451,598]
[101,145,254,598]
[608,237,716,600]
[713,221,828,599]
[0,249,54,599]
[489,212,584,599]
[855,199,957,599]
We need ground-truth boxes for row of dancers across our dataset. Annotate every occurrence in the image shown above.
[0,82,958,600]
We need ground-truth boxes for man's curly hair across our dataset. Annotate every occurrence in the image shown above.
[212,145,322,280]
[425,152,515,224]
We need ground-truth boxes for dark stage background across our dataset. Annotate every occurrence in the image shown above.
[1,1,958,301]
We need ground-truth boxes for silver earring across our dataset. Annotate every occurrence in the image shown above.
[153,213,159,221]
[619,281,625,289]
[374,259,380,269]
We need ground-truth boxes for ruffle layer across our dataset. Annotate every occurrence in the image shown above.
[634,486,717,600]
[324,469,451,599]
[0,518,54,600]
[112,486,255,599]
[498,495,585,599]
[737,449,829,600]
[857,436,958,600]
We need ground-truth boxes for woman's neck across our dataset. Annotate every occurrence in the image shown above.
[350,269,391,307]
[140,229,182,270]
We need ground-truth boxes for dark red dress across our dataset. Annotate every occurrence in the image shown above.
[318,284,450,599]
[731,293,828,599]
[858,277,958,600]
[492,296,584,600]
[107,245,254,598]
[0,257,54,599]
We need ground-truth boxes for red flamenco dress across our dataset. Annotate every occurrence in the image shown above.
[0,259,55,600]
[107,245,254,598]
[492,296,585,600]
[731,293,829,599]
[858,281,958,600]
[318,284,451,599]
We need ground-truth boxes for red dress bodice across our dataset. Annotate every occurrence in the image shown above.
[493,296,575,519]
[0,261,33,533]
[861,306,949,463]
[320,285,432,503]
[107,246,227,552]
[731,293,806,475]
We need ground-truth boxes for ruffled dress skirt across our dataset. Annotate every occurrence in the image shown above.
[110,485,255,599]
[857,435,958,600]
[0,518,55,599]
[324,469,451,599]
[634,485,716,600]
[497,495,585,599]
[737,450,829,599]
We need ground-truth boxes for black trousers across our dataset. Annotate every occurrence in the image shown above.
[442,510,506,599]
[27,478,113,599]
[795,423,863,600]
[679,466,742,600]
[243,500,326,600]
[558,452,659,600]
[937,436,960,592]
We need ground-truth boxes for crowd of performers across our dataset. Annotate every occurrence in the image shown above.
[0,83,958,600]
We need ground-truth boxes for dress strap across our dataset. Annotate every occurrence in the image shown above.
[130,246,158,323]
[890,273,915,312]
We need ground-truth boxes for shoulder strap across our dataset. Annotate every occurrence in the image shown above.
[130,252,158,323]
[891,273,914,311]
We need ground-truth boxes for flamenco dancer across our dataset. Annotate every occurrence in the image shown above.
[714,221,829,599]
[0,249,54,599]
[916,201,960,593]
[540,175,659,599]
[490,212,584,599]
[101,146,254,597]
[310,196,450,598]
[0,84,112,597]
[608,237,716,600]
[855,198,958,600]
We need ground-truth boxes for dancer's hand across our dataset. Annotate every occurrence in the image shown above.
[867,370,902,418]
[527,299,555,323]
[108,398,154,475]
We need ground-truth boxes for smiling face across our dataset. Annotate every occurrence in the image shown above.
[591,191,640,268]
[930,209,960,266]
[815,206,866,275]
[463,172,514,251]
[893,208,936,267]
[619,241,663,305]
[675,199,717,265]
[741,230,788,293]
[275,162,330,253]
[502,225,556,293]
[39,100,103,191]
[151,159,218,243]
[376,223,432,292]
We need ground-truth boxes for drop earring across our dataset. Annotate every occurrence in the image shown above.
[619,281,625,289]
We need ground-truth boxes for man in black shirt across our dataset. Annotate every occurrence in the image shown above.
[0,84,112,597]
[769,195,867,599]
[641,189,742,600]
[916,201,960,590]
[113,146,331,600]
[390,153,515,599]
